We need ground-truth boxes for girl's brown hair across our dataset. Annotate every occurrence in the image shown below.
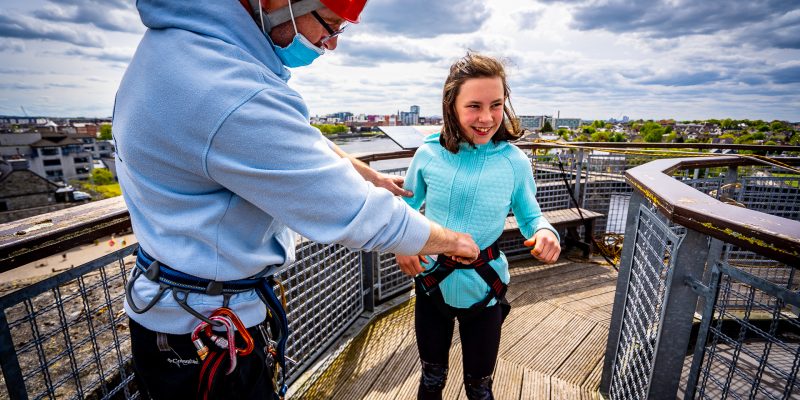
[440,52,521,153]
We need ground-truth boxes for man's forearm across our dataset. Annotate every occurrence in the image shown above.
[418,222,478,262]
[328,139,378,181]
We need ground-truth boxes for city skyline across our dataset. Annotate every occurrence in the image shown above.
[0,0,798,121]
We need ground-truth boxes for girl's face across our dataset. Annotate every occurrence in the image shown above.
[455,76,505,146]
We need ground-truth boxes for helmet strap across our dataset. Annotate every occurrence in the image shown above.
[249,0,325,33]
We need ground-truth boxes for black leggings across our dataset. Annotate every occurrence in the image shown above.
[415,292,503,377]
[129,318,276,400]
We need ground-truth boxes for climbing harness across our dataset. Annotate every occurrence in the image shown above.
[414,241,510,320]
[126,248,291,398]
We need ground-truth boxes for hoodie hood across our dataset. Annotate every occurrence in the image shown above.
[136,0,288,80]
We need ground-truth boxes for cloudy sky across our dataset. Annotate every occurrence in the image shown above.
[1,0,798,121]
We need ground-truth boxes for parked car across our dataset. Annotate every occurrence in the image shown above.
[72,191,91,201]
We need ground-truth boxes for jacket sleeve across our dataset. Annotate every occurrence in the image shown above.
[401,145,433,211]
[509,150,560,241]
[204,88,430,255]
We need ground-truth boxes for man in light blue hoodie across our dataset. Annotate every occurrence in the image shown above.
[115,0,479,398]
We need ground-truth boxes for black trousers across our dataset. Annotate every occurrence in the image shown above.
[129,318,276,400]
[415,292,503,378]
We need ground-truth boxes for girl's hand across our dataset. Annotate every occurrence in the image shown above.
[396,255,430,276]
[524,230,561,263]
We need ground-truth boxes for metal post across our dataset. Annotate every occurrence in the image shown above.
[360,251,376,313]
[646,228,710,399]
[0,310,28,400]
[699,166,738,314]
[599,190,644,395]
[574,148,584,206]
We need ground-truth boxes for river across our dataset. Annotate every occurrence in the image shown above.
[333,135,412,171]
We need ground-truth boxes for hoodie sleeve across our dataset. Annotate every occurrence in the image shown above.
[509,149,560,241]
[204,88,430,255]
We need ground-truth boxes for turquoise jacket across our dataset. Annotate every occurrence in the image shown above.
[404,134,558,308]
[116,0,430,334]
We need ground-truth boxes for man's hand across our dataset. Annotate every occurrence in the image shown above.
[327,140,413,197]
[524,230,561,263]
[369,173,413,197]
[397,255,429,276]
[442,231,479,264]
[417,224,479,264]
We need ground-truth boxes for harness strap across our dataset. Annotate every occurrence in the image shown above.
[414,241,501,295]
[413,241,506,320]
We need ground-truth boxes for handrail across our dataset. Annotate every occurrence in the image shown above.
[0,196,130,271]
[625,156,800,265]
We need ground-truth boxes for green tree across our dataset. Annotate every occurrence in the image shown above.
[770,120,787,132]
[582,125,596,135]
[609,132,626,142]
[590,131,610,142]
[640,121,665,143]
[735,133,754,144]
[541,121,554,133]
[592,120,605,129]
[99,124,113,140]
[91,168,115,185]
[575,134,589,142]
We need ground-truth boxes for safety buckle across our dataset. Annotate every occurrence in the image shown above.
[144,260,160,281]
[206,281,224,296]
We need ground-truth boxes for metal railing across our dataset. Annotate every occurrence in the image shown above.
[600,156,800,400]
[1,143,798,399]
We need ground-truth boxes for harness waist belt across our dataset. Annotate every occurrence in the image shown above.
[134,249,264,296]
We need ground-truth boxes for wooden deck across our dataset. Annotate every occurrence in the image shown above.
[294,257,618,399]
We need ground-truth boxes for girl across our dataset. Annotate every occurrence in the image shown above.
[396,53,561,400]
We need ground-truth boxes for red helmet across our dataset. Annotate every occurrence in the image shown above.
[319,0,368,23]
[243,0,368,30]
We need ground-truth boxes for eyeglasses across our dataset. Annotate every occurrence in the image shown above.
[311,10,348,46]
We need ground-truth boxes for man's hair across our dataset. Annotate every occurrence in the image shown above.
[440,52,521,154]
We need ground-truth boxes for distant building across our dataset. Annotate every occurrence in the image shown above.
[519,115,581,131]
[554,118,581,130]
[519,115,545,130]
[399,106,420,126]
[0,132,94,183]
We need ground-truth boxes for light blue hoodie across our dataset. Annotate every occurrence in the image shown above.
[116,0,430,334]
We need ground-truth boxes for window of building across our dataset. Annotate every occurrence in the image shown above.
[0,201,7,212]
[75,167,90,175]
[40,148,58,156]
[43,159,62,166]
[74,157,90,164]
[45,170,63,179]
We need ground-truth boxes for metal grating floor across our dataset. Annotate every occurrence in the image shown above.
[295,257,618,399]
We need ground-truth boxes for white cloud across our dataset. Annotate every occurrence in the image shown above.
[0,0,797,121]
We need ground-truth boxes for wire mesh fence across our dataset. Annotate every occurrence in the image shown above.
[608,205,681,399]
[684,261,800,399]
[0,246,139,400]
[278,239,364,382]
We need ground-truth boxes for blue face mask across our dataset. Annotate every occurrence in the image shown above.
[258,2,325,68]
[272,33,324,68]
